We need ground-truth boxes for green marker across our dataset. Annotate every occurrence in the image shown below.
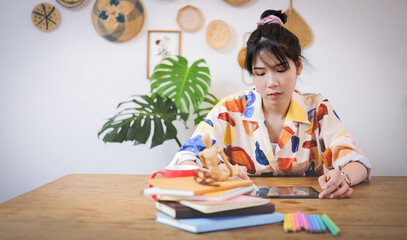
[321,214,340,236]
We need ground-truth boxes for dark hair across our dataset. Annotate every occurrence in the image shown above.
[245,10,302,75]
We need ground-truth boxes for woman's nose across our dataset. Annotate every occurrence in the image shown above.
[267,74,279,87]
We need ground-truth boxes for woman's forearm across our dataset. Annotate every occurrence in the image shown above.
[341,161,368,186]
[179,160,200,167]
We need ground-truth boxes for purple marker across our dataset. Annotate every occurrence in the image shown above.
[301,213,309,231]
[297,212,304,230]
[305,214,314,232]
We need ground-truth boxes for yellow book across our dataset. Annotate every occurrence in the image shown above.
[145,176,254,197]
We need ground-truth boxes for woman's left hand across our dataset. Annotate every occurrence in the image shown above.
[318,169,353,199]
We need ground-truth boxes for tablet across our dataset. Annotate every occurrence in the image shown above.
[251,186,319,199]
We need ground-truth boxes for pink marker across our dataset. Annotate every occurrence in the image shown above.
[294,212,301,231]
[301,213,309,231]
[297,212,304,230]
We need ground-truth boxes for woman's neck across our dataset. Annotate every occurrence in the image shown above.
[262,98,291,119]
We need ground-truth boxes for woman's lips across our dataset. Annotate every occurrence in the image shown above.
[268,92,282,99]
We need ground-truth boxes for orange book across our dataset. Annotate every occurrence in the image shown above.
[153,186,256,201]
[145,176,254,197]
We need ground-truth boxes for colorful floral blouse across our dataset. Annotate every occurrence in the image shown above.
[169,88,372,177]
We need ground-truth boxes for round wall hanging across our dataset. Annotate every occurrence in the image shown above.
[91,0,145,42]
[223,0,251,6]
[31,3,60,31]
[206,20,230,49]
[56,0,85,8]
[237,47,246,69]
[177,5,203,32]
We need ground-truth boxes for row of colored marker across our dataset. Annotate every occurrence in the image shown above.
[283,212,340,236]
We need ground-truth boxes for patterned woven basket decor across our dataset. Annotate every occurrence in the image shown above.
[91,0,145,42]
[31,3,60,31]
[56,0,85,8]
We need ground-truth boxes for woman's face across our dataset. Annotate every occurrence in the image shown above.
[252,52,302,108]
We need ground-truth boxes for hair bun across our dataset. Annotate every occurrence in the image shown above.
[260,10,287,24]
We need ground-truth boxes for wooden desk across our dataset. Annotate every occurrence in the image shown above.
[0,174,406,239]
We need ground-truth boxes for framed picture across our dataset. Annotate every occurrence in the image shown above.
[147,30,181,79]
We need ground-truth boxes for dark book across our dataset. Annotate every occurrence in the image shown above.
[155,200,275,219]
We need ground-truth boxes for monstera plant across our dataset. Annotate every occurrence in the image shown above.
[98,56,219,148]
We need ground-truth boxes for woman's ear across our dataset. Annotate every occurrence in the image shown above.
[296,57,303,75]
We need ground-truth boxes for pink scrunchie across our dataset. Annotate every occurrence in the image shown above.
[257,15,284,27]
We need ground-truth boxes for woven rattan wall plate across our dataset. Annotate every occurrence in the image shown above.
[206,20,230,49]
[31,3,60,31]
[284,1,313,49]
[223,0,251,6]
[177,5,203,32]
[238,47,246,69]
[56,0,85,8]
[91,0,145,42]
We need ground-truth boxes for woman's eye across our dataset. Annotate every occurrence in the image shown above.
[255,73,265,76]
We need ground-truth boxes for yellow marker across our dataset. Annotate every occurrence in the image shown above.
[286,214,292,232]
[283,214,289,232]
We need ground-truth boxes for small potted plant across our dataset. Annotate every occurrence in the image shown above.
[98,56,219,148]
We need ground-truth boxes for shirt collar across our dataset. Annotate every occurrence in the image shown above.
[241,89,310,125]
[285,90,311,125]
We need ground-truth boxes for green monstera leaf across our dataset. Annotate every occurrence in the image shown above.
[193,92,220,126]
[150,56,211,114]
[98,94,188,148]
[99,56,219,150]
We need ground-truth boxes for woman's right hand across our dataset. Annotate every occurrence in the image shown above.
[318,169,353,199]
[218,163,250,180]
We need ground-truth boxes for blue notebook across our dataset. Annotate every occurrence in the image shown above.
[155,212,284,233]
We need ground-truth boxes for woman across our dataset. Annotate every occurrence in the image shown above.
[169,10,371,199]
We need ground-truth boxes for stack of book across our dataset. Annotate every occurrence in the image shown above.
[144,176,284,233]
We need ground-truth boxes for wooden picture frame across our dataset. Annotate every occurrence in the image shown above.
[147,30,181,79]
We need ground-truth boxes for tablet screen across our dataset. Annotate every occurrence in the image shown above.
[251,186,319,198]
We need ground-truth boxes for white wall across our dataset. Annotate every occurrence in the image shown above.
[1,0,406,203]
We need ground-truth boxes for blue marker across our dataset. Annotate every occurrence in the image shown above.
[316,214,327,232]
[311,214,321,232]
